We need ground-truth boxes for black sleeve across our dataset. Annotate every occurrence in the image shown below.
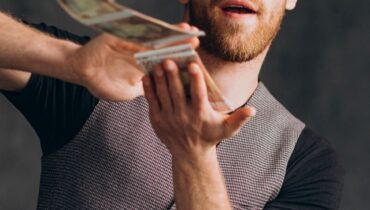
[0,22,99,155]
[264,128,344,210]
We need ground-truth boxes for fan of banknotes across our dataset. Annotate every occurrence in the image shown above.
[58,0,233,113]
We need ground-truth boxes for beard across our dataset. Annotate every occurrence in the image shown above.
[189,0,285,62]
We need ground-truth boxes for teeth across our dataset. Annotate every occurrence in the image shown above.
[228,5,245,8]
[223,5,254,14]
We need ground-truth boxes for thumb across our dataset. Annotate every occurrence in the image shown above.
[224,106,256,136]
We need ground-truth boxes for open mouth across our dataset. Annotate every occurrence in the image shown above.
[222,5,256,14]
[220,1,258,16]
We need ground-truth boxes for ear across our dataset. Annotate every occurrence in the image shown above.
[286,0,298,10]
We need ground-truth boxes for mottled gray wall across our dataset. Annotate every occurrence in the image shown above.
[0,0,369,209]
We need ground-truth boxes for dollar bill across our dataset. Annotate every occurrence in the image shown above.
[57,0,205,48]
[135,44,233,113]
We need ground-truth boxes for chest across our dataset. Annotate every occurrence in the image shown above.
[39,96,301,209]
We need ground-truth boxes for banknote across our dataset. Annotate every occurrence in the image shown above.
[58,0,123,20]
[57,0,205,48]
[135,44,233,113]
[58,1,230,112]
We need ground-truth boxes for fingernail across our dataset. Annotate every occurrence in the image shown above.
[180,23,191,30]
[165,61,176,71]
[189,64,199,74]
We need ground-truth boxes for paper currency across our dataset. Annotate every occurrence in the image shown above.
[58,0,232,112]
[58,0,122,19]
[58,0,205,48]
[135,44,233,113]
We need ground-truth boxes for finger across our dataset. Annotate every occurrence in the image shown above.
[187,37,200,49]
[188,63,208,112]
[162,23,200,49]
[190,26,199,32]
[152,64,173,113]
[176,23,199,33]
[224,106,256,136]
[163,60,187,113]
[176,22,192,30]
[142,76,160,114]
[188,26,200,48]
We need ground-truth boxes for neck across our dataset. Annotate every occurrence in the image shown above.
[197,47,269,111]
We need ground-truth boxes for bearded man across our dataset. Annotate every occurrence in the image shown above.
[0,0,343,209]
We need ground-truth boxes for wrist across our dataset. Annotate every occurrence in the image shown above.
[40,38,81,84]
[172,147,232,210]
[172,146,219,170]
[172,148,222,189]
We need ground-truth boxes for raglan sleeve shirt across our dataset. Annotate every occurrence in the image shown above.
[0,22,344,210]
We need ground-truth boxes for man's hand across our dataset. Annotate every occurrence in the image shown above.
[66,34,148,101]
[0,13,147,100]
[143,59,256,158]
[0,12,199,101]
[67,23,200,102]
[142,59,256,210]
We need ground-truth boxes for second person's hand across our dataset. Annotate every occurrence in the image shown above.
[67,33,148,102]
[66,23,200,102]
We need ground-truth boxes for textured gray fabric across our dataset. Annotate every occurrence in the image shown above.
[37,82,305,210]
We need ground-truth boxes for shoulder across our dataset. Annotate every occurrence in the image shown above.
[288,128,344,177]
[2,22,98,155]
[265,127,344,209]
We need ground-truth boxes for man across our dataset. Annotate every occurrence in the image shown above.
[0,0,343,209]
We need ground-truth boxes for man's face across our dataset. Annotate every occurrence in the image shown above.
[188,0,289,62]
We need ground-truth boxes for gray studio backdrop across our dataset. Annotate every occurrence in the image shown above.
[0,0,369,209]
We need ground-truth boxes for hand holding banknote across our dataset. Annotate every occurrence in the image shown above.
[58,0,231,110]
[67,23,200,102]
[67,33,146,101]
[142,60,256,158]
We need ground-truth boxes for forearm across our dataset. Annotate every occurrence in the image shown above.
[0,12,80,83]
[172,149,232,210]
[144,59,253,209]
